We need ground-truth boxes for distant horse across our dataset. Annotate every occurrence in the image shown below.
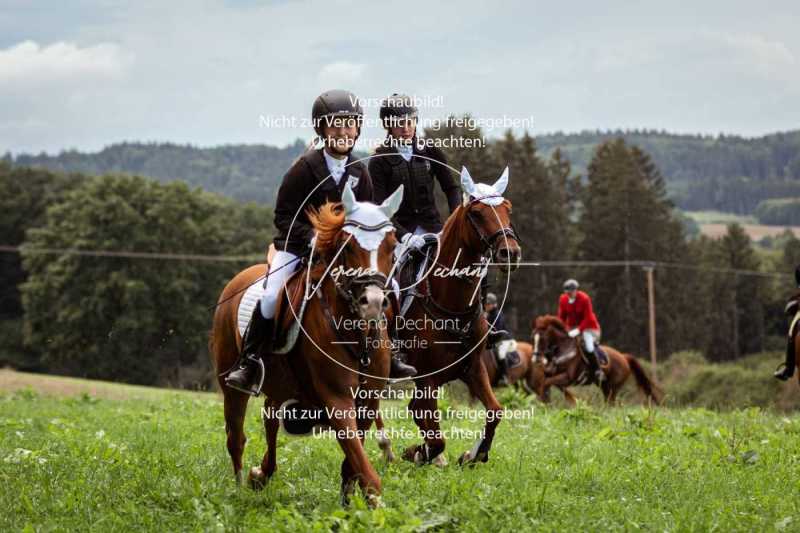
[390,166,521,466]
[210,185,403,506]
[530,315,663,405]
[479,341,577,405]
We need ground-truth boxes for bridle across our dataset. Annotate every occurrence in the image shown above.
[332,218,394,314]
[464,196,522,255]
[313,217,395,392]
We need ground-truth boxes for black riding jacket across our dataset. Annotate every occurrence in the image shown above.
[369,138,460,239]
[273,148,373,256]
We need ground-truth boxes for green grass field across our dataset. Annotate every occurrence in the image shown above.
[682,211,758,225]
[2,373,800,532]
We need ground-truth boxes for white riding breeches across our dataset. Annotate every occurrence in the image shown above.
[582,329,601,353]
[496,339,516,360]
[260,250,300,319]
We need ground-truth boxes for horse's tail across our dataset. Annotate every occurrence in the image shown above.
[625,355,664,405]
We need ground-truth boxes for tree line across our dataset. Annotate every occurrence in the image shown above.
[426,123,799,361]
[2,129,799,388]
[0,162,272,387]
[6,128,800,216]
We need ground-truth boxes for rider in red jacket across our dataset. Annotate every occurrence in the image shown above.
[557,279,607,382]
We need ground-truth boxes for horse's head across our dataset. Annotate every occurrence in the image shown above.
[310,182,404,323]
[530,315,570,365]
[459,166,521,272]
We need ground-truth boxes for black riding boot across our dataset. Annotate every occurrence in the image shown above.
[390,350,417,379]
[497,357,510,386]
[388,320,417,379]
[225,304,274,395]
[774,336,796,381]
[586,350,605,383]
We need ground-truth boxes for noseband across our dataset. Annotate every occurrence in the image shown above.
[465,196,522,254]
[333,218,394,313]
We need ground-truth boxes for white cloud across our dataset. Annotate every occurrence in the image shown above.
[317,61,366,89]
[0,40,132,84]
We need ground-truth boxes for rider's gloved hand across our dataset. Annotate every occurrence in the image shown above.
[568,328,580,338]
[401,233,426,250]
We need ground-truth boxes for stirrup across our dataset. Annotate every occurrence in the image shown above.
[225,357,266,396]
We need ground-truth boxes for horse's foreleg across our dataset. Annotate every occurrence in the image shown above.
[599,380,613,405]
[403,385,447,466]
[222,388,249,485]
[374,412,395,462]
[560,387,577,407]
[249,398,280,490]
[325,397,381,506]
[544,371,573,388]
[460,360,503,465]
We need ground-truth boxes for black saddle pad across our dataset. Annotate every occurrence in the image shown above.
[394,238,439,299]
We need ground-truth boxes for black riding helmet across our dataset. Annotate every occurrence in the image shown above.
[379,93,418,130]
[311,89,364,137]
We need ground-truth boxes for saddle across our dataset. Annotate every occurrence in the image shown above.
[489,330,521,369]
[272,266,307,349]
[394,236,439,317]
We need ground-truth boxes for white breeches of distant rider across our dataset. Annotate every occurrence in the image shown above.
[496,339,517,360]
[260,250,300,319]
[582,329,601,353]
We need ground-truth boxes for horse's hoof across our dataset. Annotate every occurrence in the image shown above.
[457,450,488,467]
[431,453,448,468]
[401,445,420,463]
[339,479,357,507]
[366,493,384,509]
[383,449,397,463]
[248,466,267,490]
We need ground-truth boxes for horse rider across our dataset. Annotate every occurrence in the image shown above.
[557,278,607,383]
[485,292,513,385]
[369,93,460,254]
[225,89,416,395]
[773,265,800,381]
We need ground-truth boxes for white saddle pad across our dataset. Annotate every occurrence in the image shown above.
[237,281,267,338]
[236,277,309,355]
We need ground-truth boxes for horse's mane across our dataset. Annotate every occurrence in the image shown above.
[534,314,567,334]
[307,202,345,257]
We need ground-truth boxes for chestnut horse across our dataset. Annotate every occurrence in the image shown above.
[391,166,522,466]
[530,315,663,405]
[210,184,403,505]
[479,342,577,405]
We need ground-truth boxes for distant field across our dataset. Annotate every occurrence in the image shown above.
[698,223,800,240]
[684,210,758,225]
[683,210,800,240]
[2,371,799,531]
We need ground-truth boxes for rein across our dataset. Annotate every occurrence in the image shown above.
[310,221,392,403]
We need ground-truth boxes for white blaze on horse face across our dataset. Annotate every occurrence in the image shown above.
[361,285,384,322]
[533,333,540,358]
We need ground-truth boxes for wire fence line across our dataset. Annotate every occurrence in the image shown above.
[0,245,265,263]
[1,244,792,279]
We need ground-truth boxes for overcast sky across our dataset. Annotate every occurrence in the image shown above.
[1,0,798,154]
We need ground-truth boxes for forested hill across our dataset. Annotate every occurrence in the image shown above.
[536,129,800,214]
[6,129,800,213]
[5,140,307,205]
